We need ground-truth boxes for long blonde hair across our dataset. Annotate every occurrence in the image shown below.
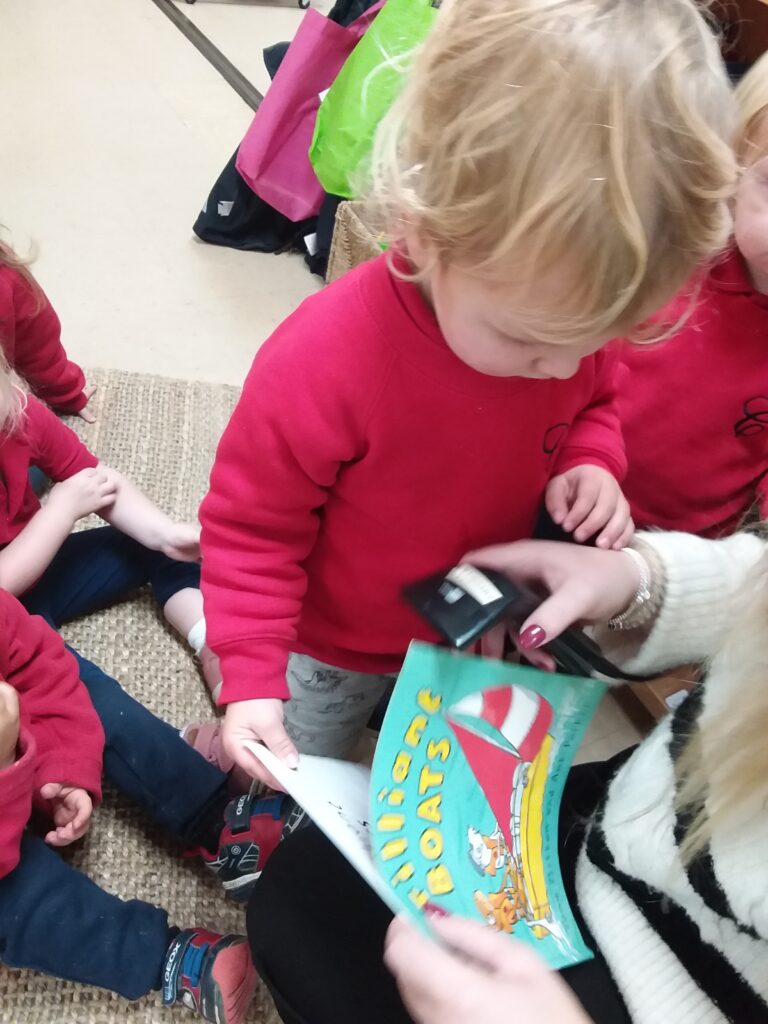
[0,348,28,436]
[0,238,43,314]
[369,0,737,345]
[0,238,33,432]
[0,237,34,433]
[676,555,768,862]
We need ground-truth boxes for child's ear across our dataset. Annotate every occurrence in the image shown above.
[401,220,435,275]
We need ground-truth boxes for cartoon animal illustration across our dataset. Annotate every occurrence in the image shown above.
[474,882,528,933]
[467,825,508,878]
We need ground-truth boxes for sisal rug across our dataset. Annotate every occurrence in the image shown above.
[0,368,281,1024]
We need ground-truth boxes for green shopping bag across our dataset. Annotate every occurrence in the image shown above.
[309,0,437,200]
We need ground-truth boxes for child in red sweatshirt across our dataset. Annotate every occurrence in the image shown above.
[619,54,768,538]
[199,0,736,786]
[0,341,228,702]
[0,243,95,421]
[0,589,306,1020]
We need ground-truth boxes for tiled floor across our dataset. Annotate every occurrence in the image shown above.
[0,0,642,760]
[0,0,321,387]
[180,0,333,95]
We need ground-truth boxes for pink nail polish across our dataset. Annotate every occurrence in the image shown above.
[519,625,547,650]
[424,902,450,919]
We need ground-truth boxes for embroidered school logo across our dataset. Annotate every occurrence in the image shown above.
[543,423,569,455]
[734,397,768,437]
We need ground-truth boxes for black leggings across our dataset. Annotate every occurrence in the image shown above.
[247,752,634,1024]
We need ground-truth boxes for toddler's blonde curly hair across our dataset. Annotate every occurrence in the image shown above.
[370,0,737,345]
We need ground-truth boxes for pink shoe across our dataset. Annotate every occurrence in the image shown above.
[181,722,253,793]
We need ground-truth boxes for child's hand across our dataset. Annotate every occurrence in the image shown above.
[161,522,201,562]
[0,682,20,770]
[76,384,97,424]
[38,783,93,847]
[222,698,299,791]
[545,465,633,549]
[48,467,118,524]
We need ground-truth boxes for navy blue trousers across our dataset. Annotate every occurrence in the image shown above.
[0,528,228,999]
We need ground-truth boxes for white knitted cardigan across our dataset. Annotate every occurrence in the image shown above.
[577,531,768,1024]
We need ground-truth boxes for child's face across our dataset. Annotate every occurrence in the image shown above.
[422,259,610,379]
[734,154,768,294]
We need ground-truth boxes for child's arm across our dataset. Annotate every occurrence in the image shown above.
[546,345,632,549]
[200,357,360,704]
[200,335,366,782]
[4,399,191,593]
[97,469,200,561]
[6,269,94,419]
[0,467,116,595]
[0,397,110,593]
[0,681,36,877]
[553,344,628,480]
[1,592,104,803]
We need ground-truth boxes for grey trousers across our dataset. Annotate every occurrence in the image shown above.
[284,654,396,758]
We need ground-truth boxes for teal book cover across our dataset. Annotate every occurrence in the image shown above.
[370,642,605,969]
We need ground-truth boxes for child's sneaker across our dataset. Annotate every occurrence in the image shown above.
[199,792,308,903]
[162,928,257,1024]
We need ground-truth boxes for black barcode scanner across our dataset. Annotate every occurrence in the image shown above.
[403,563,649,682]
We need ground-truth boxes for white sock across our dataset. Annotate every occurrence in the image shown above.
[187,618,207,657]
[187,617,222,701]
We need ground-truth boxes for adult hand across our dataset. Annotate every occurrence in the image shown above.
[161,522,201,562]
[222,698,299,791]
[546,465,634,549]
[38,783,93,846]
[465,540,641,655]
[0,682,20,770]
[76,384,97,423]
[385,915,592,1024]
[48,466,118,523]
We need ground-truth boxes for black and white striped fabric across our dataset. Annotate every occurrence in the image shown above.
[576,530,768,1024]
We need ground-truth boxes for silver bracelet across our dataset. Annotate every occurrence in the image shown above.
[608,546,654,631]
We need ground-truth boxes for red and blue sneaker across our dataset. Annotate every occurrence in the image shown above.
[199,792,308,902]
[162,928,257,1024]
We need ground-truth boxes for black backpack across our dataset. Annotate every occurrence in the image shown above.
[192,149,316,255]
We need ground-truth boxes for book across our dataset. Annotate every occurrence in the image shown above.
[245,640,605,969]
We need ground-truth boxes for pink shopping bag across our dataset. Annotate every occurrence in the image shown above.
[236,4,383,222]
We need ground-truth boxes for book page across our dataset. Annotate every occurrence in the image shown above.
[243,741,401,914]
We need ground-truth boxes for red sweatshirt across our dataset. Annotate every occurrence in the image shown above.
[0,395,97,549]
[620,247,768,538]
[0,265,87,414]
[0,591,104,878]
[201,255,626,702]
